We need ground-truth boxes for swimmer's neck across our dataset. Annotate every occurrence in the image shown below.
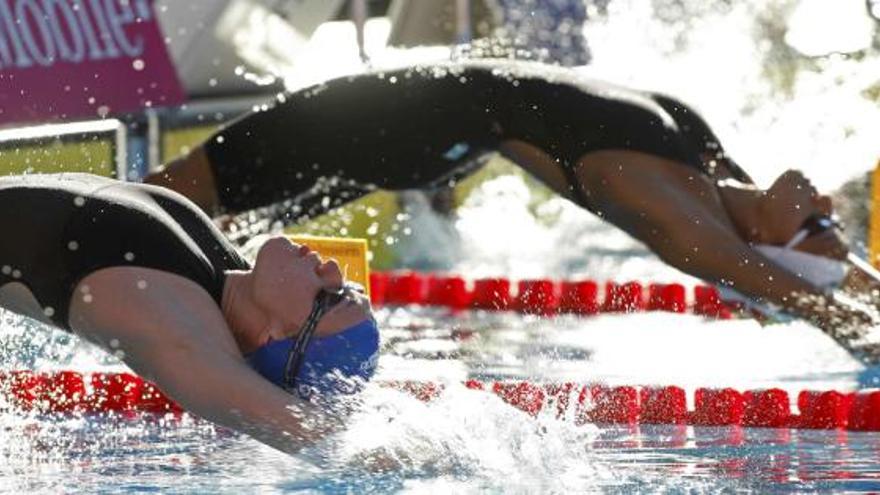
[221,271,273,354]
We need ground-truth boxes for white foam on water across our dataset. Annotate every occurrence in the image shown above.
[319,384,611,491]
[3,0,880,491]
[581,0,880,191]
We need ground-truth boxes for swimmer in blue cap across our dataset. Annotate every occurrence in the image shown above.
[247,282,379,400]
[0,174,379,455]
[147,59,880,361]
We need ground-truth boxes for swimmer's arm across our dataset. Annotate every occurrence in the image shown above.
[576,150,832,310]
[69,267,340,455]
[582,152,878,359]
[134,336,341,455]
[144,148,221,214]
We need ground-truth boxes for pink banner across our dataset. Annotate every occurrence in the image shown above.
[0,0,185,126]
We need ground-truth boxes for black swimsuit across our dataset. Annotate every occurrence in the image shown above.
[0,62,745,330]
[0,174,249,330]
[205,60,750,217]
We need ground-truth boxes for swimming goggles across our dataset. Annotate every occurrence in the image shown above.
[282,282,364,393]
[783,214,880,283]
[784,214,842,250]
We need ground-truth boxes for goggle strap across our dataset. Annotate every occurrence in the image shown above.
[283,292,330,392]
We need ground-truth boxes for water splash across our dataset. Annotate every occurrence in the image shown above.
[312,383,611,491]
[583,0,880,191]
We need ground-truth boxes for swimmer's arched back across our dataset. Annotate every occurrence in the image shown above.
[203,60,719,215]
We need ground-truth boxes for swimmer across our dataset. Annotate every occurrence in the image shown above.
[146,59,880,360]
[0,174,380,454]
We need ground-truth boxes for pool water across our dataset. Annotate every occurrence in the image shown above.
[3,1,880,490]
[2,172,880,494]
[2,303,880,494]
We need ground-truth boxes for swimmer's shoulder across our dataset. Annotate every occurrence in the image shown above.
[0,174,186,214]
[0,172,116,195]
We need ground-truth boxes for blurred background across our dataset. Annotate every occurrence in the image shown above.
[2,0,880,275]
[3,5,880,491]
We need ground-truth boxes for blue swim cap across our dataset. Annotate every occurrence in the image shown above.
[246,318,379,399]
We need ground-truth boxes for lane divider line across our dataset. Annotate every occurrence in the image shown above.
[369,272,733,318]
[2,371,877,431]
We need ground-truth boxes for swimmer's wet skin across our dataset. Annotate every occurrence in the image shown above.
[248,284,379,399]
[148,59,880,362]
[0,173,379,455]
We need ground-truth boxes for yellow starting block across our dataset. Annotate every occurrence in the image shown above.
[871,163,880,268]
[288,235,371,295]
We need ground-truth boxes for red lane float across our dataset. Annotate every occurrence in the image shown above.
[471,278,512,310]
[0,371,182,415]
[386,272,427,305]
[426,276,470,309]
[848,391,880,431]
[743,389,791,428]
[692,388,744,426]
[516,280,558,316]
[587,385,640,424]
[797,390,853,429]
[692,285,732,319]
[602,282,645,313]
[640,386,688,424]
[4,372,878,433]
[368,271,733,318]
[647,284,686,313]
[559,281,599,315]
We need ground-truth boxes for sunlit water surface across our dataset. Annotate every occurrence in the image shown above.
[5,0,880,492]
[2,305,880,493]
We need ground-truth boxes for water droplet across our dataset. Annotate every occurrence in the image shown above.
[215,135,225,144]
[43,307,54,317]
[124,252,135,262]
[68,241,79,251]
[73,196,86,207]
[110,338,119,348]
[1,265,10,275]
[132,59,145,71]
[83,294,93,303]
[137,280,148,290]
[11,269,21,279]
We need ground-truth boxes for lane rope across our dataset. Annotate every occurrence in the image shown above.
[369,272,733,318]
[2,371,877,431]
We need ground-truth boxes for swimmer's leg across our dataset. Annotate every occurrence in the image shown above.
[573,149,816,306]
[498,140,579,202]
[145,148,220,214]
